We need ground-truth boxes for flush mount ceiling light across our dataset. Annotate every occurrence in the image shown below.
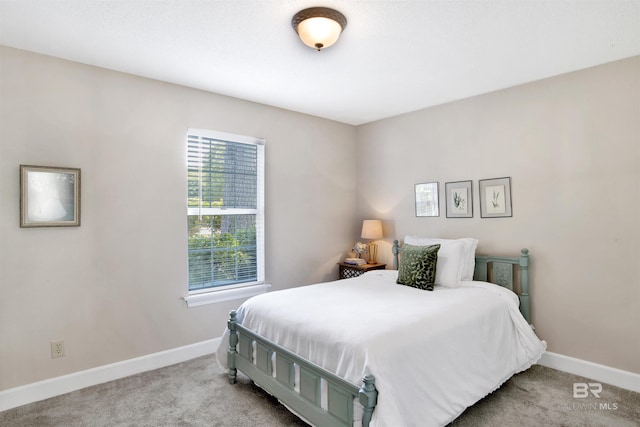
[291,7,347,51]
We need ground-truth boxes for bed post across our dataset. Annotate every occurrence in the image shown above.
[392,240,400,270]
[519,249,531,325]
[359,374,377,427]
[227,310,238,384]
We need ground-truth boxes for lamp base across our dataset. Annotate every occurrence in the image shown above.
[367,242,378,264]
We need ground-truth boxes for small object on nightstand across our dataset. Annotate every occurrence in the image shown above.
[338,262,386,280]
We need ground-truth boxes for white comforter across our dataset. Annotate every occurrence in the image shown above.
[216,270,546,427]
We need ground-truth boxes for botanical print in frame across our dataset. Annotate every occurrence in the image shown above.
[479,177,512,218]
[20,165,81,227]
[445,180,473,218]
[415,182,439,217]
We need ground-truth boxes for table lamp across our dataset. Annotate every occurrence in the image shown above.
[361,220,383,264]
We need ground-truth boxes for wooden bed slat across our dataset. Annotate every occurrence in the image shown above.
[299,367,321,405]
[474,262,488,282]
[328,383,354,425]
[256,342,272,375]
[492,262,514,291]
[238,334,253,361]
[276,354,295,389]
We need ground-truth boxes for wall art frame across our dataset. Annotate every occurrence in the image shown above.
[445,180,473,218]
[415,182,439,217]
[20,165,81,227]
[479,177,512,218]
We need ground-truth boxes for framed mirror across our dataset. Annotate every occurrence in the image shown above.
[20,165,81,227]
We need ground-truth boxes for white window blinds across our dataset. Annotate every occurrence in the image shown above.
[187,129,265,292]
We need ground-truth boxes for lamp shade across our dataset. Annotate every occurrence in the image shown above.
[292,7,347,51]
[361,220,383,240]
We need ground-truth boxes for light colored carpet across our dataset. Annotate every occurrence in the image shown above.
[1,354,638,426]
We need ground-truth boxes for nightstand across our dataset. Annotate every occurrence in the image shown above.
[337,262,386,279]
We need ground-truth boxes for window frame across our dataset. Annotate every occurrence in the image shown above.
[183,129,268,307]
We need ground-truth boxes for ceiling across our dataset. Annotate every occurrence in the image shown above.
[1,1,639,125]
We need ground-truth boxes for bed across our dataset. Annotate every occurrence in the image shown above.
[217,238,546,427]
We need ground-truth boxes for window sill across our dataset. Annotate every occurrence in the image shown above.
[183,284,271,307]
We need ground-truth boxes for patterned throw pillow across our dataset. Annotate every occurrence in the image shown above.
[396,244,440,291]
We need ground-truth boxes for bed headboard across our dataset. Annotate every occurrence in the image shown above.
[391,240,531,324]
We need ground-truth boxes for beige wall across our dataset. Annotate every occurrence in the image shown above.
[0,46,357,390]
[356,56,640,374]
[1,45,638,392]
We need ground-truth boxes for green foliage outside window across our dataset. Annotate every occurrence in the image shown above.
[188,214,257,290]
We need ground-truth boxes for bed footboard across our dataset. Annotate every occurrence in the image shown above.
[227,311,378,427]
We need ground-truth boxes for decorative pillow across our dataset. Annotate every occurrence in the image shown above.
[404,236,479,281]
[403,236,473,286]
[396,244,440,291]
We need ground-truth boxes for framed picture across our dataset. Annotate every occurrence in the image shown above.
[20,165,81,227]
[445,180,473,218]
[479,177,512,218]
[415,182,439,217]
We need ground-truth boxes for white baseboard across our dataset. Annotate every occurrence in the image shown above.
[3,343,637,413]
[0,338,220,412]
[538,351,640,393]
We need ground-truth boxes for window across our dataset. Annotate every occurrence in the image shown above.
[184,129,266,306]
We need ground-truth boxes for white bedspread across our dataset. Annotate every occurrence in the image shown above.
[216,270,546,427]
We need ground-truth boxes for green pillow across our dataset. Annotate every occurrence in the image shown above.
[396,244,440,291]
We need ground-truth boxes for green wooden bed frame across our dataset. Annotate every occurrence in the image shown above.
[392,240,532,323]
[227,240,531,427]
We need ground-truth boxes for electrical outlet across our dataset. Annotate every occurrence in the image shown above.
[51,340,65,359]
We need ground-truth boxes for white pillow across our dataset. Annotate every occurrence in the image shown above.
[455,237,479,281]
[403,236,479,283]
[403,236,466,286]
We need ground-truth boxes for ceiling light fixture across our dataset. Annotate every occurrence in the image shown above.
[291,7,347,51]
